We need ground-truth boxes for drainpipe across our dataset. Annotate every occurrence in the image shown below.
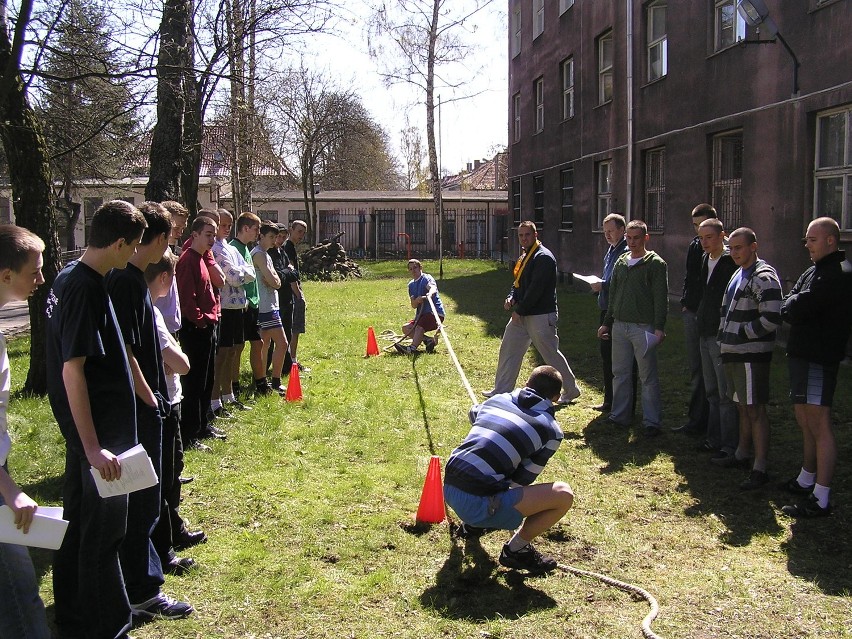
[625,0,634,218]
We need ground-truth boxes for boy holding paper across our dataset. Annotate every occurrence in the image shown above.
[0,225,50,638]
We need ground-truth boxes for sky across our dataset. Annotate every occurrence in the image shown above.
[298,2,509,178]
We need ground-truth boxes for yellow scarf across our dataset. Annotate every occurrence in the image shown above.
[513,240,540,288]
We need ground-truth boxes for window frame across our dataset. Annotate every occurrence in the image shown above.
[560,168,574,230]
[646,1,667,82]
[376,209,396,245]
[561,57,574,120]
[513,92,521,142]
[711,130,744,230]
[814,105,852,230]
[598,30,614,105]
[533,0,544,39]
[404,209,427,245]
[534,77,544,133]
[643,147,666,232]
[512,6,522,57]
[533,175,545,228]
[596,160,613,229]
[511,178,522,226]
[559,0,574,15]
[714,0,746,51]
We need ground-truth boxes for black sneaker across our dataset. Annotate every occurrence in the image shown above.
[781,493,832,518]
[424,336,437,353]
[130,592,193,621]
[227,399,252,411]
[643,425,661,438]
[710,451,750,469]
[212,406,234,420]
[394,343,415,355]
[499,543,558,574]
[739,469,769,491]
[780,476,814,495]
[456,523,499,540]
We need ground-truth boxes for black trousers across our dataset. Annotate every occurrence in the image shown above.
[178,322,215,443]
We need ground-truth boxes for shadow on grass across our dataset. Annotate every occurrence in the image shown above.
[779,512,852,595]
[420,536,557,621]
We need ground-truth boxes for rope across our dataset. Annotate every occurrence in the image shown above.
[425,294,477,405]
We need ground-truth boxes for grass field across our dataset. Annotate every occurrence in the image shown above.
[6,259,852,638]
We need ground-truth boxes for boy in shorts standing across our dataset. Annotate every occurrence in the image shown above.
[444,365,574,574]
[251,222,289,393]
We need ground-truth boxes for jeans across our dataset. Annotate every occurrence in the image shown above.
[611,321,662,428]
[491,312,580,397]
[683,310,708,429]
[54,448,132,639]
[0,468,50,639]
[599,310,637,409]
[699,336,739,452]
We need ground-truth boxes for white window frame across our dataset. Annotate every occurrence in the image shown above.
[534,77,544,133]
[647,1,667,82]
[560,168,574,230]
[596,160,613,229]
[533,0,544,39]
[513,92,521,142]
[598,31,613,105]
[512,6,522,58]
[533,175,545,228]
[814,105,852,230]
[559,0,574,15]
[511,178,522,225]
[561,57,574,120]
[714,0,745,51]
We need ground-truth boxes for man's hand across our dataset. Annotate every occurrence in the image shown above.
[11,491,38,534]
[503,296,514,311]
[590,281,602,293]
[510,311,522,325]
[654,329,666,345]
[597,325,610,340]
[86,448,122,481]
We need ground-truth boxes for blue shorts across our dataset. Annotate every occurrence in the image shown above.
[789,357,838,407]
[443,484,524,530]
[258,310,282,331]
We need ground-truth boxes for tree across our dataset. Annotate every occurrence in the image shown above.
[320,111,402,191]
[400,121,426,190]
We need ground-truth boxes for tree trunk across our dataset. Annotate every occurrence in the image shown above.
[181,12,202,221]
[425,0,443,275]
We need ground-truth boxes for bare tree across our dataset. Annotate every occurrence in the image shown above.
[400,120,426,190]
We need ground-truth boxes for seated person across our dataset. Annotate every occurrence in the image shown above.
[395,259,444,354]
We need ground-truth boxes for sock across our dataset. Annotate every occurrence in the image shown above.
[812,483,830,509]
[507,532,530,552]
[255,377,268,389]
[272,377,281,389]
[796,468,816,488]
[211,399,222,411]
[223,393,236,404]
[232,381,241,394]
[752,459,767,473]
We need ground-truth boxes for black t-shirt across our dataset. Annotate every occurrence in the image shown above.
[106,263,168,405]
[268,246,294,306]
[45,261,137,454]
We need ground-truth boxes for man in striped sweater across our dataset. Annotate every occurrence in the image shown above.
[718,227,783,490]
[444,365,574,575]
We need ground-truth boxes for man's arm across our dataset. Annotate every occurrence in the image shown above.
[743,274,783,338]
[62,357,121,480]
[162,334,190,376]
[203,250,225,288]
[512,439,561,486]
[217,244,255,287]
[652,260,669,338]
[253,252,281,289]
[125,344,157,408]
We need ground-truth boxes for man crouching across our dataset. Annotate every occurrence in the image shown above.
[444,365,573,574]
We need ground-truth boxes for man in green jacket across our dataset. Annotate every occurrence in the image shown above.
[598,220,668,436]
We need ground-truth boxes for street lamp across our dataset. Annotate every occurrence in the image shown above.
[737,0,799,95]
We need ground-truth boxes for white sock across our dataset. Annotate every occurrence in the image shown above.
[507,532,530,552]
[812,483,830,509]
[223,393,236,404]
[210,399,222,411]
[796,468,816,488]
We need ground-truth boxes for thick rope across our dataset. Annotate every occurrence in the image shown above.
[425,293,476,405]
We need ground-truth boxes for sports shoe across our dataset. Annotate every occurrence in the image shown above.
[455,523,499,540]
[557,388,581,404]
[296,362,311,373]
[780,476,814,495]
[228,399,252,411]
[499,543,558,574]
[481,389,497,398]
[643,425,661,438]
[163,556,196,576]
[394,343,416,355]
[710,451,750,469]
[188,440,211,452]
[212,406,234,420]
[424,336,437,353]
[130,592,193,621]
[739,469,769,491]
[781,493,831,519]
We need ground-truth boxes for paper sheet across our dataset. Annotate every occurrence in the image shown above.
[0,505,68,550]
[89,443,158,498]
[572,273,605,286]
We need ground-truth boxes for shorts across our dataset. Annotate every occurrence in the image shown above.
[443,484,524,530]
[788,357,838,406]
[258,310,283,331]
[724,361,771,405]
[243,306,261,343]
[219,308,245,348]
[292,297,306,334]
[406,314,444,333]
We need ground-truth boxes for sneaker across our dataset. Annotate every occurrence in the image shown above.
[605,415,629,428]
[557,388,581,404]
[781,493,831,519]
[188,440,211,452]
[456,523,499,540]
[424,336,437,353]
[255,384,273,396]
[130,592,193,621]
[481,389,497,398]
[296,362,311,373]
[162,556,196,576]
[643,425,661,438]
[696,440,716,453]
[739,469,769,491]
[499,543,558,574]
[780,476,814,495]
[393,343,416,355]
[710,451,750,469]
[227,399,252,411]
[212,406,234,420]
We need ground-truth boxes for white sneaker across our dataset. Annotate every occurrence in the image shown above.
[557,387,581,404]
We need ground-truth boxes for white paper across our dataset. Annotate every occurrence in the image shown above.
[572,273,605,286]
[643,331,662,356]
[89,444,158,498]
[0,505,69,550]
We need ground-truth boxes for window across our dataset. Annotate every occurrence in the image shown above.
[644,148,666,232]
[512,6,522,57]
[465,210,487,256]
[559,0,574,15]
[598,30,613,104]
[258,210,278,222]
[405,209,426,244]
[533,0,544,39]
[561,57,574,119]
[376,210,395,245]
[815,106,852,230]
[513,92,521,142]
[714,0,745,51]
[444,209,457,249]
[511,178,521,225]
[560,168,574,230]
[647,1,667,81]
[318,210,339,238]
[534,77,544,133]
[712,131,744,230]
[596,160,613,228]
[533,175,544,228]
[288,210,308,223]
[0,197,10,224]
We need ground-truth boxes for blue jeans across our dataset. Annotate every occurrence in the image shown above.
[682,310,708,429]
[699,336,739,452]
[611,321,662,428]
[0,467,50,639]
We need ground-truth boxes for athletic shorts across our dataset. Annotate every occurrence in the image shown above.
[443,484,524,530]
[292,297,306,334]
[219,308,245,348]
[724,361,771,405]
[788,357,838,407]
[258,310,283,331]
[243,306,261,343]
[406,314,444,333]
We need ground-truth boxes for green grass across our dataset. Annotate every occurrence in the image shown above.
[6,259,852,638]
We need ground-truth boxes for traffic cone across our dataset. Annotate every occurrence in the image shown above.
[285,362,302,401]
[365,326,380,357]
[416,455,446,524]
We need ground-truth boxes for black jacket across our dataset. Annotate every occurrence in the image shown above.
[680,236,704,312]
[510,243,558,316]
[696,252,738,338]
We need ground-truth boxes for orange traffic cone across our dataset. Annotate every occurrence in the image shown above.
[416,455,446,524]
[285,362,303,401]
[365,326,380,357]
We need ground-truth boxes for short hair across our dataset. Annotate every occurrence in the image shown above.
[525,365,563,400]
[518,220,537,232]
[236,212,261,232]
[88,200,147,249]
[626,220,648,235]
[276,223,289,234]
[217,208,234,222]
[729,227,757,245]
[259,221,279,237]
[191,215,216,234]
[698,218,724,234]
[408,259,422,268]
[137,201,172,245]
[811,216,841,242]
[144,251,177,284]
[0,225,45,272]
[198,208,220,224]
[290,219,308,232]
[161,201,188,219]
[691,203,717,219]
[602,213,627,229]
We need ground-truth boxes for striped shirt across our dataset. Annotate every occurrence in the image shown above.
[718,259,782,362]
